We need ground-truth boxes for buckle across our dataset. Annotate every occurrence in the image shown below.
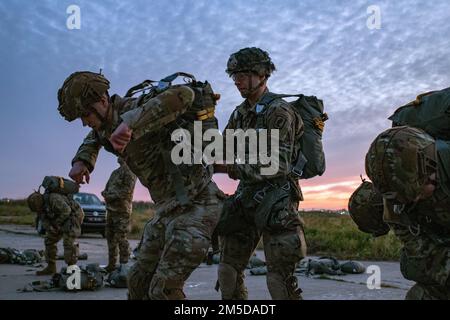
[281,182,290,191]
[409,224,421,237]
[253,190,266,204]
[291,167,303,178]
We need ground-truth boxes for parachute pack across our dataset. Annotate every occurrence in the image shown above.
[388,87,450,199]
[125,72,220,129]
[125,72,220,205]
[41,176,79,195]
[389,87,450,140]
[256,92,328,179]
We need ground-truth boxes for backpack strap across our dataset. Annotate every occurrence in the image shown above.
[161,149,190,206]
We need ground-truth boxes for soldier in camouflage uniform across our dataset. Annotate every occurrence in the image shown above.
[27,182,84,275]
[215,48,307,300]
[57,71,222,299]
[102,157,137,272]
[364,126,450,299]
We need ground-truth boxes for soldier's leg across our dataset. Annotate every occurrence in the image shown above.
[103,162,136,270]
[105,212,119,270]
[405,283,450,300]
[148,190,221,300]
[62,216,82,266]
[263,225,307,300]
[116,213,131,264]
[127,218,164,300]
[62,233,79,266]
[218,227,261,300]
[37,228,61,275]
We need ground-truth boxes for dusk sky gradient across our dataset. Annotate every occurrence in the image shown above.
[1,0,450,209]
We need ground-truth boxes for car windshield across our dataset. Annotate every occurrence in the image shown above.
[73,193,103,206]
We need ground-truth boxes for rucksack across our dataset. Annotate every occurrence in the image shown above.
[125,72,220,131]
[257,93,328,179]
[41,176,79,195]
[124,72,220,205]
[389,87,450,140]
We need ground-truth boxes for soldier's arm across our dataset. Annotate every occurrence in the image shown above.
[227,100,303,181]
[120,86,195,139]
[72,130,102,172]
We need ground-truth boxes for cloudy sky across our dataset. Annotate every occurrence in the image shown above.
[1,0,449,209]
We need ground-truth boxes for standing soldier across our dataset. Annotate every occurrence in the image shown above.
[57,71,223,299]
[27,176,84,275]
[101,158,137,272]
[215,48,308,299]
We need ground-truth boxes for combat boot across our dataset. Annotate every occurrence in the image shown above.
[36,262,57,276]
[105,256,117,273]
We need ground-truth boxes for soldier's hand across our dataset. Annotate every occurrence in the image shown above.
[69,161,90,184]
[110,122,132,153]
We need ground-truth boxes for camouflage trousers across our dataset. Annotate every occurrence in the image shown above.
[391,224,450,300]
[106,210,131,264]
[127,182,222,300]
[43,217,81,266]
[102,162,136,265]
[218,194,307,300]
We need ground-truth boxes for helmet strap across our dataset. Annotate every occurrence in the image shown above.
[89,97,111,130]
[245,74,267,103]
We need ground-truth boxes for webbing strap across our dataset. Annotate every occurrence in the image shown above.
[161,150,190,206]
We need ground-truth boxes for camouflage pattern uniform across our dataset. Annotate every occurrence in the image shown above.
[28,192,84,275]
[102,158,137,270]
[58,71,222,299]
[365,126,450,300]
[384,200,450,300]
[218,48,307,300]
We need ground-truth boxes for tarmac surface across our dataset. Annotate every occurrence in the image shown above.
[0,224,414,300]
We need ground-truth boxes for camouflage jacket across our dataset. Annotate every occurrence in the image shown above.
[42,193,84,228]
[101,160,137,201]
[72,86,215,210]
[224,90,304,196]
[383,197,450,244]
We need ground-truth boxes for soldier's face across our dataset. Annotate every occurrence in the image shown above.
[232,72,264,98]
[415,173,437,201]
[80,95,109,130]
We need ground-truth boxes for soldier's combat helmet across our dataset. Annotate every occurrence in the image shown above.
[57,71,110,121]
[27,192,44,213]
[226,47,276,77]
[365,126,437,204]
[348,180,390,237]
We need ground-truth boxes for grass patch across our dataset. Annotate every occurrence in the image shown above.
[129,203,155,240]
[0,199,36,225]
[301,211,401,261]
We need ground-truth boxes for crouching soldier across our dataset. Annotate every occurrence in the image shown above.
[27,176,84,275]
